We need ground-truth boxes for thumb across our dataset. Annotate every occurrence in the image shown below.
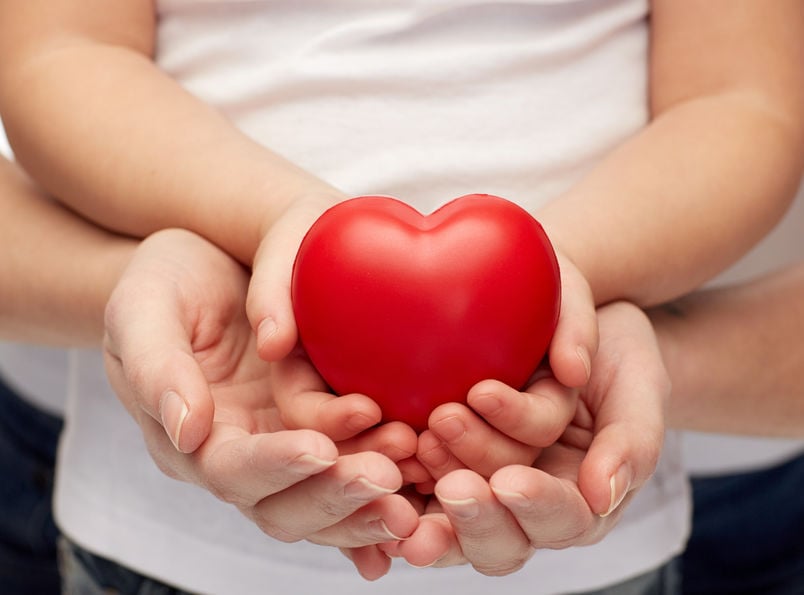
[104,282,214,454]
[576,304,668,516]
[247,199,334,362]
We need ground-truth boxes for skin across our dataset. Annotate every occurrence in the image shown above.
[380,299,668,576]
[2,157,803,577]
[653,264,804,438]
[0,0,802,396]
[0,156,131,344]
[0,156,420,560]
[1,0,803,582]
[388,261,804,574]
[103,229,422,551]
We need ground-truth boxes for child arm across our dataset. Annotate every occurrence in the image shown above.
[537,0,804,307]
[0,0,344,266]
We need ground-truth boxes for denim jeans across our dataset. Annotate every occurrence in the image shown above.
[0,374,64,595]
[59,539,196,595]
[682,453,804,595]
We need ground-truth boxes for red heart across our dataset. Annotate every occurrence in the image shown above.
[291,194,561,432]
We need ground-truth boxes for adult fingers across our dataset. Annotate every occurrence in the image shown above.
[380,513,461,569]
[137,415,420,548]
[342,545,393,581]
[435,469,534,576]
[248,451,408,543]
[104,278,214,454]
[133,415,338,505]
[489,462,601,549]
[188,427,340,506]
[576,303,668,517]
[308,493,419,547]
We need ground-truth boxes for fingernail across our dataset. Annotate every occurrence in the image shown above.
[471,393,502,417]
[418,442,452,470]
[160,391,188,451]
[407,560,437,569]
[490,486,529,511]
[418,431,452,470]
[576,346,591,382]
[344,477,395,501]
[289,453,337,475]
[368,519,408,542]
[431,416,466,443]
[257,317,278,350]
[344,411,376,434]
[440,496,480,520]
[600,464,632,517]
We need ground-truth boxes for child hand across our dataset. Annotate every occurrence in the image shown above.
[416,375,579,483]
[383,301,668,573]
[547,249,600,388]
[270,347,425,484]
[246,193,340,363]
[416,248,596,484]
[246,194,429,485]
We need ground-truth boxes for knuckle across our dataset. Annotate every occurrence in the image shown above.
[252,514,306,543]
[201,476,232,504]
[537,519,594,550]
[147,450,183,482]
[201,468,250,508]
[525,399,567,446]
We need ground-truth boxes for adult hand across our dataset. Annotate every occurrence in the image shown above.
[385,301,668,574]
[103,229,419,565]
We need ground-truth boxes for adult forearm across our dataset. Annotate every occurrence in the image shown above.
[652,263,804,437]
[537,95,803,307]
[0,157,134,345]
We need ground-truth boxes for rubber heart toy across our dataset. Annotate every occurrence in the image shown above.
[291,194,561,432]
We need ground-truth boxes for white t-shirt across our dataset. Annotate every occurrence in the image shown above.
[0,342,69,416]
[15,2,697,594]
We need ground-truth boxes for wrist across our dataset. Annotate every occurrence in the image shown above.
[253,187,347,264]
[533,212,606,307]
[647,300,694,427]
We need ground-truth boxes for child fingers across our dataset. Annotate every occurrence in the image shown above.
[271,351,382,440]
[548,253,599,388]
[467,378,578,448]
[337,421,419,463]
[423,402,542,479]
